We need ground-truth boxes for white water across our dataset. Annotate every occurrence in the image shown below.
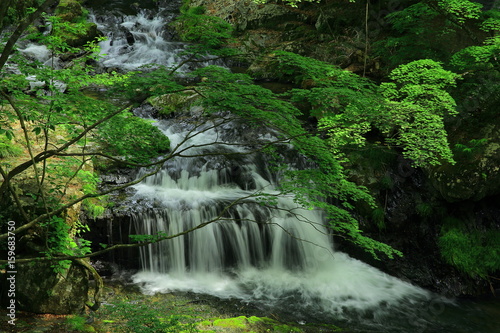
[90,10,185,70]
[129,114,434,327]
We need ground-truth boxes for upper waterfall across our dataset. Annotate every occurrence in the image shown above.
[87,0,184,71]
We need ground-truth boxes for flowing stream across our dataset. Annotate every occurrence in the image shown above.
[87,1,500,332]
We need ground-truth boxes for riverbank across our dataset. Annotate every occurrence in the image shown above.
[0,274,342,332]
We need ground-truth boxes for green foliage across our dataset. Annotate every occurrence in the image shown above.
[0,0,45,28]
[44,216,91,256]
[112,67,185,101]
[376,0,496,67]
[374,2,445,66]
[129,231,168,243]
[379,59,459,166]
[450,35,500,71]
[0,14,166,274]
[415,202,433,217]
[78,170,107,218]
[172,3,236,57]
[191,65,401,259]
[271,52,457,168]
[453,138,487,159]
[5,0,486,271]
[372,207,386,230]
[95,112,170,163]
[439,227,500,278]
[480,9,500,32]
[0,135,22,157]
[40,215,91,274]
[436,0,482,23]
[350,145,397,173]
[267,51,381,159]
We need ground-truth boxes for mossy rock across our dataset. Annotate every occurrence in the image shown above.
[3,261,89,314]
[147,90,201,117]
[55,0,100,47]
[56,0,85,23]
[62,21,100,47]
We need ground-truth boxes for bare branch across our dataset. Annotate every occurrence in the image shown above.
[0,191,258,263]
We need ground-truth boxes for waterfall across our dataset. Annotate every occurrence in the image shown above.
[83,3,500,332]
[126,112,438,329]
[90,10,184,71]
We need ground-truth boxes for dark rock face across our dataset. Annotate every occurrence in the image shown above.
[84,210,142,272]
[428,126,500,203]
[338,155,500,297]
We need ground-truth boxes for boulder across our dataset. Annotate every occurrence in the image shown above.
[13,261,88,314]
[55,0,100,47]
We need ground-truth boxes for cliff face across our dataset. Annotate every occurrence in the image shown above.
[185,0,500,297]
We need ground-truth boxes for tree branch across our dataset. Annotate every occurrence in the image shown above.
[0,0,60,71]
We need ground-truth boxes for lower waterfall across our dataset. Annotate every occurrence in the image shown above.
[125,111,447,331]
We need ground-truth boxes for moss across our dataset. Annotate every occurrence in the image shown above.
[66,315,95,332]
[212,316,248,328]
[372,207,386,229]
[415,202,434,218]
[199,315,313,332]
[272,324,302,332]
[56,0,84,23]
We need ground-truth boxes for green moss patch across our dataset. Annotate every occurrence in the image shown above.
[198,315,309,332]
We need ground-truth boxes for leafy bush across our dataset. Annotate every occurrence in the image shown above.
[96,112,170,163]
[439,227,500,278]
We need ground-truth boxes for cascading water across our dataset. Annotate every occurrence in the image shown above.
[89,7,185,71]
[85,2,499,332]
[124,111,442,331]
